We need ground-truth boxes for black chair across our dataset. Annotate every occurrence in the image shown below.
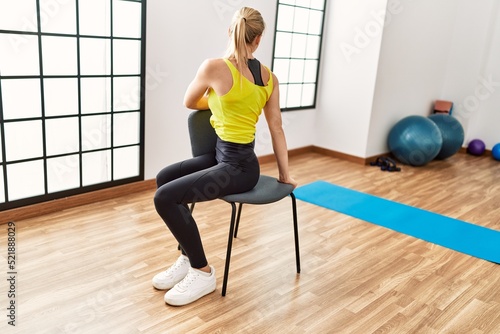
[187,109,300,296]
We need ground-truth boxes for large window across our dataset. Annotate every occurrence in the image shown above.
[0,0,146,211]
[272,0,326,111]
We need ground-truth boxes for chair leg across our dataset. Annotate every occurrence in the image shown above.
[178,203,197,251]
[290,193,301,274]
[233,203,244,238]
[222,202,237,296]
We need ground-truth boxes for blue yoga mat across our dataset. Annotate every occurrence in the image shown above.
[294,180,500,264]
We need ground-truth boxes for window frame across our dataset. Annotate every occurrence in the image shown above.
[271,0,327,111]
[0,0,147,211]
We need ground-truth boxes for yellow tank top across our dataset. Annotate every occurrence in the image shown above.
[208,58,274,144]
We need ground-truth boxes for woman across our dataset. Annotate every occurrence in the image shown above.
[153,7,297,306]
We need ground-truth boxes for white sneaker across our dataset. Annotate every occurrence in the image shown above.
[164,266,216,306]
[152,254,190,290]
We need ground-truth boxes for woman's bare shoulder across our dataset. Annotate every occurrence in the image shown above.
[200,58,227,72]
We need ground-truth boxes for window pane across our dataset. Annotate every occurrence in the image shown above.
[0,169,4,203]
[113,76,141,111]
[40,0,76,34]
[79,0,110,36]
[82,150,111,186]
[308,10,323,35]
[4,120,43,161]
[113,146,139,180]
[80,38,111,75]
[7,160,45,201]
[47,155,80,193]
[2,79,42,120]
[289,60,305,83]
[0,1,37,31]
[301,84,316,106]
[286,84,302,108]
[81,77,111,114]
[274,32,292,58]
[276,5,294,31]
[304,60,318,82]
[295,0,311,7]
[273,59,290,83]
[113,39,141,75]
[310,0,325,10]
[113,0,142,38]
[305,35,321,59]
[279,84,288,108]
[46,117,79,156]
[81,115,111,151]
[291,34,307,59]
[114,112,140,146]
[0,33,40,76]
[42,36,77,75]
[293,7,310,33]
[44,78,79,116]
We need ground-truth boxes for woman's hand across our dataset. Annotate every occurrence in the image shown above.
[278,176,298,189]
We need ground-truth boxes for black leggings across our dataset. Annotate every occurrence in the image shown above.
[154,138,260,268]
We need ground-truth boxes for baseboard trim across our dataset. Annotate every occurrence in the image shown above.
[311,146,369,165]
[1,179,157,223]
[5,145,467,223]
[257,146,314,165]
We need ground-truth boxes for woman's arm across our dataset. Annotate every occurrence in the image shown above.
[263,73,297,188]
[183,59,212,110]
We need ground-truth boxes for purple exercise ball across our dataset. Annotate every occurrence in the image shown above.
[467,139,486,156]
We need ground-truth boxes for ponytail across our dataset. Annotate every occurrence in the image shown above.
[225,7,266,73]
[232,16,249,73]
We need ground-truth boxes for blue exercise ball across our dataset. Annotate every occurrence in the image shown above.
[388,115,443,166]
[492,143,500,161]
[428,114,464,159]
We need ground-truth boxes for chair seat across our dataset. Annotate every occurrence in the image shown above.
[221,175,294,204]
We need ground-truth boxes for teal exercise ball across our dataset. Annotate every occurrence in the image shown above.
[388,115,443,166]
[428,114,464,160]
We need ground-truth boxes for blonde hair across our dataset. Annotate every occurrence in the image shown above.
[225,7,266,73]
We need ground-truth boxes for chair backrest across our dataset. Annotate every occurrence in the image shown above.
[187,109,218,157]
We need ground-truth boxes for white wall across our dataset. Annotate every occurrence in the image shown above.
[145,0,500,178]
[368,0,500,155]
[367,0,460,156]
[315,0,388,157]
[472,1,500,148]
[442,0,500,148]
[144,1,316,180]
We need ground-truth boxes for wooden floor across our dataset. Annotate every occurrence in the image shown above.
[1,152,499,333]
